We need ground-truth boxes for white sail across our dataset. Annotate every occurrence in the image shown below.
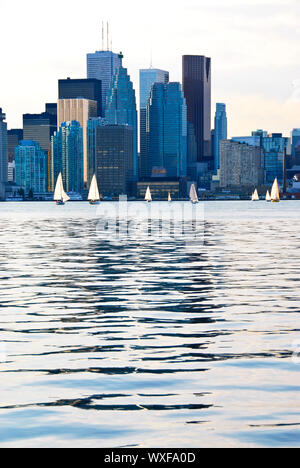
[251,189,259,201]
[168,192,172,202]
[189,184,198,203]
[145,186,152,202]
[88,175,100,201]
[271,178,280,201]
[54,173,70,202]
[266,190,272,201]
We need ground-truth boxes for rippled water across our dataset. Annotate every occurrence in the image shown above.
[0,201,299,448]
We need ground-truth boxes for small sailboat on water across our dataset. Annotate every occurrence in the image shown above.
[145,186,152,203]
[190,184,198,204]
[266,190,272,202]
[251,189,260,201]
[271,178,280,203]
[168,192,172,203]
[88,174,100,205]
[54,173,70,205]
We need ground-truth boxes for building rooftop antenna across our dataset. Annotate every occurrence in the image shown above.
[102,21,104,51]
[107,22,109,51]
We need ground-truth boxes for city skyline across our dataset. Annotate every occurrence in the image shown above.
[0,0,300,136]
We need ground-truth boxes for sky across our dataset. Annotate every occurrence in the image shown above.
[0,0,300,137]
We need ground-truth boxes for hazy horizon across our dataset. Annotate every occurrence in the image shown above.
[0,0,299,138]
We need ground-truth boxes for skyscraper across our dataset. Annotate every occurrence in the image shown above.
[146,82,187,178]
[51,121,83,194]
[87,50,122,115]
[214,103,227,171]
[7,129,23,163]
[291,129,300,156]
[59,78,102,117]
[23,112,56,154]
[15,140,48,194]
[105,60,138,179]
[139,68,169,177]
[57,98,97,185]
[182,55,212,162]
[95,124,134,197]
[0,109,8,199]
[87,117,108,187]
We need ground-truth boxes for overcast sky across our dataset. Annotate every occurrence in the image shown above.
[0,0,299,137]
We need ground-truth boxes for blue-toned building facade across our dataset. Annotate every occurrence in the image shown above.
[146,82,187,178]
[51,121,83,193]
[105,61,138,179]
[15,140,47,194]
[87,117,108,186]
[0,109,7,199]
[291,129,300,156]
[139,68,169,178]
[214,103,227,171]
[87,50,122,116]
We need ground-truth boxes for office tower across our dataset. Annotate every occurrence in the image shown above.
[57,98,97,185]
[8,161,15,183]
[87,50,122,115]
[59,78,102,117]
[139,68,169,177]
[95,124,133,197]
[87,117,108,187]
[7,129,23,163]
[182,55,212,162]
[214,103,227,171]
[23,112,57,153]
[106,61,138,179]
[15,140,48,194]
[146,82,187,178]
[291,129,300,156]
[219,140,264,189]
[0,109,8,199]
[51,121,83,194]
[232,131,289,183]
[45,103,57,118]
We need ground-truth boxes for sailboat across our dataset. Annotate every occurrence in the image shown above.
[145,186,152,203]
[168,192,172,203]
[54,173,70,205]
[271,178,280,203]
[189,184,198,204]
[251,189,260,201]
[266,190,272,202]
[88,174,100,205]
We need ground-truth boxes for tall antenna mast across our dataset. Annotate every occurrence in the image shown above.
[107,22,109,51]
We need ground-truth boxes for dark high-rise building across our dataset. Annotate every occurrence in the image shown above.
[182,55,212,163]
[7,129,23,163]
[58,78,102,117]
[214,103,227,171]
[0,109,8,199]
[23,112,57,154]
[95,124,134,197]
[45,103,57,118]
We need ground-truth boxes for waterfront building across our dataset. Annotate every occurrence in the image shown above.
[8,161,15,183]
[7,129,23,163]
[15,140,47,194]
[182,55,212,162]
[219,140,264,189]
[87,50,122,115]
[59,78,102,117]
[146,82,187,178]
[214,103,227,171]
[57,98,97,185]
[23,112,57,154]
[137,178,183,200]
[0,109,8,199]
[95,124,133,197]
[51,121,83,194]
[87,117,108,186]
[105,59,138,179]
[139,68,169,177]
[291,129,300,156]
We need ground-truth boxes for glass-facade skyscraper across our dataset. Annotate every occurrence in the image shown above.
[291,129,300,156]
[139,68,169,177]
[15,140,47,194]
[105,62,138,179]
[0,109,7,199]
[146,82,187,178]
[87,117,108,187]
[182,55,212,162]
[87,50,122,116]
[214,103,227,171]
[51,121,83,194]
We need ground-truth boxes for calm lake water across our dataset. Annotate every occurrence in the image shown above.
[0,201,299,448]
